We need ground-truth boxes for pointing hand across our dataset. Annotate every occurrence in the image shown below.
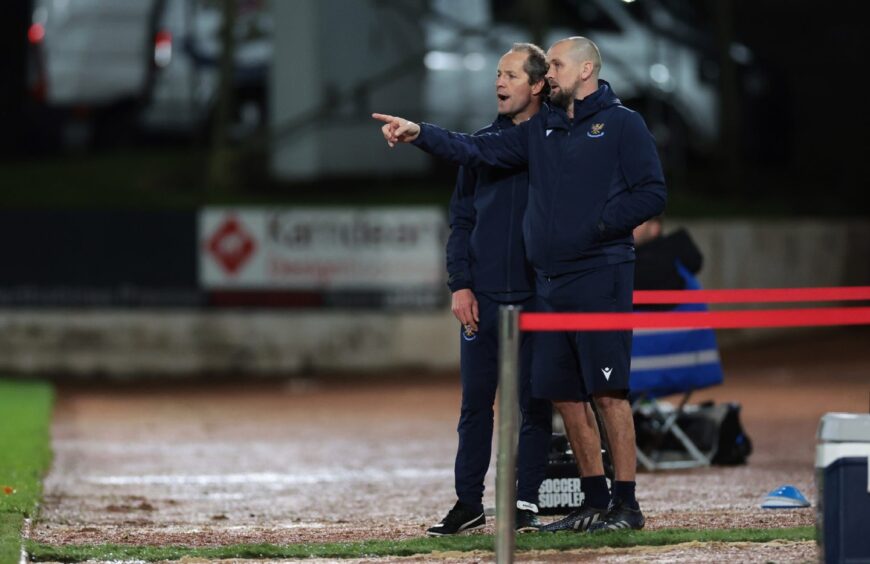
[372,113,421,147]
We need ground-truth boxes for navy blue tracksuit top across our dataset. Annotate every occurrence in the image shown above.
[446,114,534,294]
[415,81,667,277]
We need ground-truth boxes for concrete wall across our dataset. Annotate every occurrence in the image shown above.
[2,219,868,377]
[672,219,870,291]
[0,310,458,378]
[667,218,870,344]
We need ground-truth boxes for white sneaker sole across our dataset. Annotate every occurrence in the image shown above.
[426,521,485,537]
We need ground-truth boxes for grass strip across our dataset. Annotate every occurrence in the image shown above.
[27,526,814,562]
[0,379,54,564]
[1,513,25,564]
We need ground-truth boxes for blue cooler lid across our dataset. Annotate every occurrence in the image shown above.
[818,413,870,443]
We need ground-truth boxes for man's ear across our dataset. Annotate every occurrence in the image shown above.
[580,60,594,80]
[531,79,546,97]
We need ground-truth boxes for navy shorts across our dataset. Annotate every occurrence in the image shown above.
[531,262,634,401]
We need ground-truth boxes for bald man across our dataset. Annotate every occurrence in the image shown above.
[374,37,666,533]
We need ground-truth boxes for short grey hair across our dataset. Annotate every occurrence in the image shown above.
[510,42,549,93]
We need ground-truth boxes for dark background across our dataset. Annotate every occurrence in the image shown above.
[0,0,867,215]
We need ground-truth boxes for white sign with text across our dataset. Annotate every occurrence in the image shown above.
[199,208,446,291]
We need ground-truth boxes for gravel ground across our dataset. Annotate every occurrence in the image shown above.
[29,329,870,562]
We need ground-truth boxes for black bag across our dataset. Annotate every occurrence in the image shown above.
[710,402,753,465]
[634,401,752,466]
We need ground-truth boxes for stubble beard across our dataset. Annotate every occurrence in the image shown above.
[549,77,581,110]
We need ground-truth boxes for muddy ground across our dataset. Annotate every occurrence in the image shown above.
[28,329,870,562]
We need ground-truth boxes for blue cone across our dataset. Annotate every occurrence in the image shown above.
[760,484,811,509]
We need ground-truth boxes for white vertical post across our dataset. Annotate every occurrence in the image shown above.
[496,305,520,564]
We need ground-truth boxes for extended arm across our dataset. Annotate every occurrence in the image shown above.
[372,113,530,169]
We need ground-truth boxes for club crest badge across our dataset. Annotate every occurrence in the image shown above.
[462,325,477,341]
[587,123,605,138]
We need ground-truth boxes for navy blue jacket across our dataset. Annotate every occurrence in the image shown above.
[416,81,667,277]
[446,115,534,295]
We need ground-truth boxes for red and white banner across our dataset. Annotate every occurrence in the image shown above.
[199,208,446,295]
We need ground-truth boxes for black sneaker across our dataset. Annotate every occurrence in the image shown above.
[515,501,542,532]
[588,498,645,533]
[426,501,485,536]
[539,504,607,532]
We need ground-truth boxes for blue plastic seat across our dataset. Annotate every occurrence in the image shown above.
[629,263,725,470]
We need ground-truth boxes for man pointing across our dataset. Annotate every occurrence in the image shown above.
[374,37,666,533]
[428,43,551,537]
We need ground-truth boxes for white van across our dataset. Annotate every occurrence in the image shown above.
[139,0,271,139]
[27,0,158,145]
[27,0,269,146]
[28,0,156,108]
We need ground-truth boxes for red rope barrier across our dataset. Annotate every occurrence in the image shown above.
[633,286,870,304]
[520,307,870,331]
